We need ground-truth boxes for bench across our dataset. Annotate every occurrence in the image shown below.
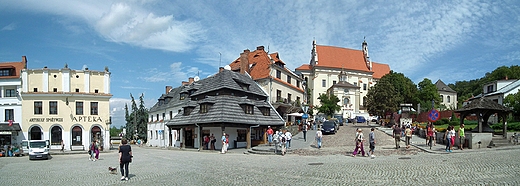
[70,145,84,151]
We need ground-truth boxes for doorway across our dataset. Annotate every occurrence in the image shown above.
[30,127,42,140]
[184,130,193,147]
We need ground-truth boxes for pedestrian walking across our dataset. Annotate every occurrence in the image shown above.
[94,140,100,160]
[203,135,209,150]
[445,126,455,152]
[279,132,287,156]
[119,138,132,181]
[285,130,292,149]
[210,134,216,150]
[368,128,376,158]
[266,126,274,146]
[405,126,412,149]
[426,123,433,145]
[273,131,280,154]
[302,123,308,142]
[352,128,365,157]
[89,141,96,161]
[60,140,65,152]
[221,132,228,154]
[316,128,323,149]
[392,124,402,149]
[458,123,465,150]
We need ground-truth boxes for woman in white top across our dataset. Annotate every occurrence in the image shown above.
[445,126,455,152]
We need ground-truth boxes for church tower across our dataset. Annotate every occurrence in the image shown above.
[310,39,318,66]
[362,38,372,71]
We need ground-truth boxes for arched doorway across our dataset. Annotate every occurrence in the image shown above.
[72,126,82,146]
[30,126,42,140]
[51,126,63,145]
[91,126,103,150]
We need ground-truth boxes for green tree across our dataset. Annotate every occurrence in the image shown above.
[382,71,419,107]
[417,78,441,112]
[123,103,133,139]
[110,126,123,137]
[504,89,520,121]
[137,93,149,142]
[316,93,341,118]
[366,77,401,118]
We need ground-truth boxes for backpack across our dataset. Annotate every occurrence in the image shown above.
[281,136,286,143]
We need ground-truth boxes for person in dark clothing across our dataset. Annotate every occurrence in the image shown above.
[119,138,133,181]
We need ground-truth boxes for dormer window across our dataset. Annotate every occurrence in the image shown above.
[0,68,15,76]
[259,107,270,116]
[183,106,194,116]
[180,93,188,100]
[200,103,213,113]
[240,104,254,114]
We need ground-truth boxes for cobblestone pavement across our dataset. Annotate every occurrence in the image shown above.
[2,131,520,185]
[292,122,421,156]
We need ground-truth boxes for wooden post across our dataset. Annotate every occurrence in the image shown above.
[246,128,251,149]
[503,114,507,139]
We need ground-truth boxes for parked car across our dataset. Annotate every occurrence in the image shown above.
[355,116,366,123]
[333,115,344,126]
[321,121,337,134]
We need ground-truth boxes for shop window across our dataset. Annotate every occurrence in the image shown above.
[237,129,246,142]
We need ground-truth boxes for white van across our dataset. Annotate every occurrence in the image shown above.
[21,140,29,155]
[28,140,50,160]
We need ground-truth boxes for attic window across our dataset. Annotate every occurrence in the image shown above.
[180,93,188,100]
[0,68,15,76]
[183,106,195,116]
[200,103,213,113]
[259,107,270,116]
[240,104,254,114]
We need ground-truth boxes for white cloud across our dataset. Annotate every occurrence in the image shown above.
[139,62,201,83]
[1,23,16,31]
[3,0,204,53]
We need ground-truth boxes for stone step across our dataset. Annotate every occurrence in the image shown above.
[246,147,292,155]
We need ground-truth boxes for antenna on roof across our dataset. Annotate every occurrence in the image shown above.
[219,52,222,69]
[267,44,269,53]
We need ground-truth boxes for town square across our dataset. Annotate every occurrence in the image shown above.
[1,1,520,185]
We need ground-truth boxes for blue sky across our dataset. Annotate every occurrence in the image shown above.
[1,1,519,128]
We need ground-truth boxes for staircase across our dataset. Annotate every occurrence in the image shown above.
[490,135,513,147]
[244,144,293,155]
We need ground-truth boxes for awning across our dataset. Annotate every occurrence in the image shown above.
[287,113,303,117]
[0,123,21,131]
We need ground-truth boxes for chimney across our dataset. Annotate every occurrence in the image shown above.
[219,67,224,73]
[22,56,27,69]
[239,49,250,74]
[188,77,194,84]
[182,81,189,86]
[256,46,264,51]
[165,86,172,94]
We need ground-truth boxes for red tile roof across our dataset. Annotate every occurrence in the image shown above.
[0,56,27,79]
[229,47,293,81]
[229,48,271,80]
[295,45,390,79]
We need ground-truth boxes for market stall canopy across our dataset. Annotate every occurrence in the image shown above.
[287,113,303,117]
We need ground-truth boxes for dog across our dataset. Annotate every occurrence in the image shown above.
[108,167,118,174]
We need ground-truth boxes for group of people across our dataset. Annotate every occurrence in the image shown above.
[351,128,376,158]
[444,123,465,152]
[89,140,100,161]
[267,126,293,156]
[203,134,217,150]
